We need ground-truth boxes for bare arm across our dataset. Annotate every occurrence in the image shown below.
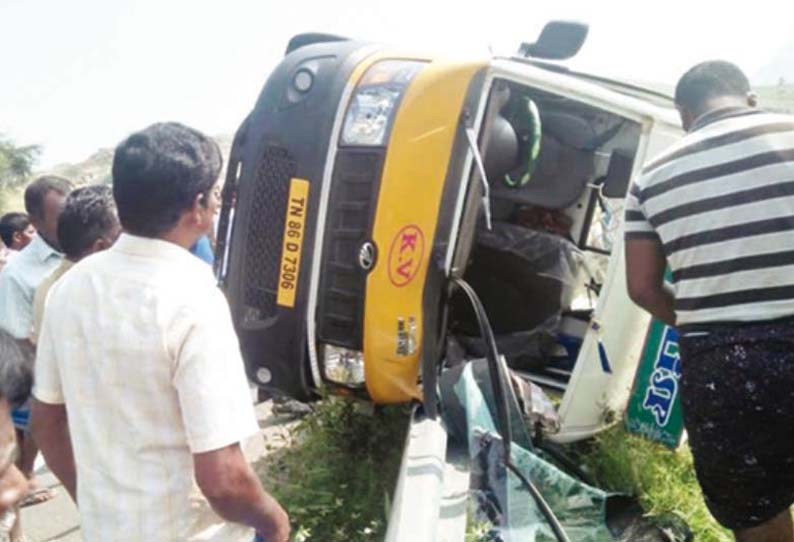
[625,238,676,327]
[194,443,289,542]
[0,399,27,513]
[30,399,76,502]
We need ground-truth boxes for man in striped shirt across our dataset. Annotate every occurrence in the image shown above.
[625,61,794,542]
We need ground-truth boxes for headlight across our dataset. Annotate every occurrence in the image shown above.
[323,344,366,386]
[340,60,425,146]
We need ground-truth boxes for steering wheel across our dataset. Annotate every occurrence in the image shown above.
[504,97,542,188]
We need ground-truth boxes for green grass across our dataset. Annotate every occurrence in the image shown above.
[255,398,410,542]
[579,425,731,542]
[255,399,733,541]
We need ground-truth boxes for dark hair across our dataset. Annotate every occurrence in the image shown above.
[57,185,119,260]
[674,60,751,116]
[112,122,222,237]
[24,176,74,221]
[0,213,30,247]
[0,330,33,408]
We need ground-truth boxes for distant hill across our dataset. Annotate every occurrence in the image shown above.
[609,78,794,115]
[755,41,794,86]
[632,80,794,114]
[43,134,234,187]
[756,84,794,114]
[0,135,233,214]
[45,147,115,186]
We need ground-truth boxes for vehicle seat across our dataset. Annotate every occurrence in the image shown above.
[490,113,597,209]
[452,222,582,370]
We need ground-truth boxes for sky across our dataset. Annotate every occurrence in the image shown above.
[1,0,792,168]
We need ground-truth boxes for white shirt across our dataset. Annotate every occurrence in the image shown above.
[0,235,62,338]
[33,234,259,542]
[31,259,74,344]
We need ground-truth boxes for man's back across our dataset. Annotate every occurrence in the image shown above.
[626,108,794,327]
[34,234,259,541]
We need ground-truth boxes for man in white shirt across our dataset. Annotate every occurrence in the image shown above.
[30,123,290,542]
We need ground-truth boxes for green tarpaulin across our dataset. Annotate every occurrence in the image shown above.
[454,363,615,542]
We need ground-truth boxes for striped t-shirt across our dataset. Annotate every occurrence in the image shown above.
[624,107,794,328]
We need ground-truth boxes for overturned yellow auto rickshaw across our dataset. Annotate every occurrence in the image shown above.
[216,21,685,542]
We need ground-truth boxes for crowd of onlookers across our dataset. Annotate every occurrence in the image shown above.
[0,122,288,542]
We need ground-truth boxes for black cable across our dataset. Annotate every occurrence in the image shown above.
[453,278,513,458]
[451,278,571,542]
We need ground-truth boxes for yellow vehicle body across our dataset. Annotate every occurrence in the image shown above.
[364,60,485,403]
[221,31,683,446]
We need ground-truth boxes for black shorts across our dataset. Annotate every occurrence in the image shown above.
[680,319,794,530]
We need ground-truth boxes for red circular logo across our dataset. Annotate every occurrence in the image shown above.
[387,225,425,287]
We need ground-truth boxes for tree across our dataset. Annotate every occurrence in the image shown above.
[0,134,42,188]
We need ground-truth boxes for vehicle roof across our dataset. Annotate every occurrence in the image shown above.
[491,56,681,129]
[507,55,675,101]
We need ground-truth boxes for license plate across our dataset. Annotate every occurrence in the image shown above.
[277,178,310,308]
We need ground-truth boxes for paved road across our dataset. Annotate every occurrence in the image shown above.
[19,462,79,542]
[20,400,295,541]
